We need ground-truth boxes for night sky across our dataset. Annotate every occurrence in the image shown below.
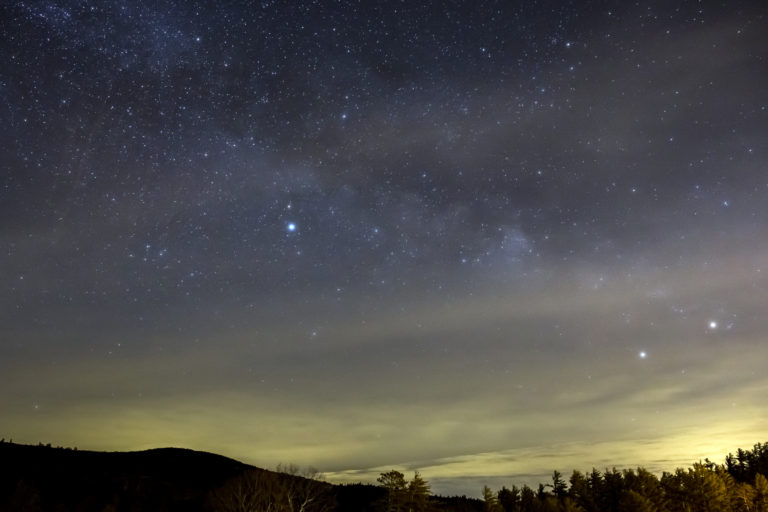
[2,0,767,497]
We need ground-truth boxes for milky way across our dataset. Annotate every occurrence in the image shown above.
[2,0,767,496]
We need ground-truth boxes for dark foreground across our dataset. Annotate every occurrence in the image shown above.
[0,441,480,512]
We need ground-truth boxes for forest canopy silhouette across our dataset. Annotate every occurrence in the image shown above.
[1,439,767,511]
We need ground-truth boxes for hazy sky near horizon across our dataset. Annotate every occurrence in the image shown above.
[2,0,767,497]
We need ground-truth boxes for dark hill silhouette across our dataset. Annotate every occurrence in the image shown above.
[0,441,485,511]
[0,441,435,512]
[0,441,251,511]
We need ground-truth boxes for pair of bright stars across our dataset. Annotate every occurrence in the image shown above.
[638,320,719,360]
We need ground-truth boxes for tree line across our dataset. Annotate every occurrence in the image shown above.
[376,470,432,512]
[480,442,768,512]
[202,440,768,512]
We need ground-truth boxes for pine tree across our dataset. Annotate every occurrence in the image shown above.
[498,485,521,512]
[671,464,729,512]
[569,470,595,512]
[519,485,536,512]
[483,485,502,512]
[551,470,568,499]
[407,472,431,512]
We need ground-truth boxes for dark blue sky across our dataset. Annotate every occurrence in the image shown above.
[2,0,767,496]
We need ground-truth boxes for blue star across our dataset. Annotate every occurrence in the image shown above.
[287,222,297,232]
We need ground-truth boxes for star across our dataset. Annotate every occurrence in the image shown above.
[286,222,297,232]
[638,351,647,359]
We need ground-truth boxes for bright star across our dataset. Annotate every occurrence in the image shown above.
[287,222,296,232]
[709,320,718,329]
[639,351,647,359]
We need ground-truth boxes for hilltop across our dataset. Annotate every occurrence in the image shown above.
[0,441,481,512]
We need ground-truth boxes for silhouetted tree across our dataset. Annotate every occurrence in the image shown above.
[736,449,750,480]
[726,443,768,484]
[602,468,624,512]
[519,485,536,512]
[483,485,502,512]
[378,470,408,512]
[210,469,282,512]
[407,472,431,512]
[287,476,333,512]
[550,471,567,500]
[621,467,664,511]
[587,469,604,512]
[568,470,595,512]
[210,467,333,512]
[498,485,520,512]
[479,442,768,512]
[662,463,730,512]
